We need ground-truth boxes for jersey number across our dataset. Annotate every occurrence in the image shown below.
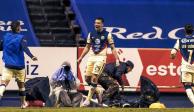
[188,50,193,63]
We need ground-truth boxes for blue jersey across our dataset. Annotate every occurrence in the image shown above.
[179,36,194,64]
[103,62,129,86]
[2,33,25,69]
[87,29,110,54]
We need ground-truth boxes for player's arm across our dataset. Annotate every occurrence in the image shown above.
[108,33,120,65]
[21,39,37,61]
[116,76,124,92]
[78,44,90,63]
[170,39,179,59]
[110,44,119,64]
[114,65,125,91]
[77,33,91,63]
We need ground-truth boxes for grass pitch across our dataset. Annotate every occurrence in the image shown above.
[0,108,193,112]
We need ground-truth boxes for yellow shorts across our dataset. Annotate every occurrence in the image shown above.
[85,55,106,76]
[181,71,194,83]
[1,67,26,82]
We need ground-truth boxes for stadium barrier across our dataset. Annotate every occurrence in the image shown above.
[0,47,184,92]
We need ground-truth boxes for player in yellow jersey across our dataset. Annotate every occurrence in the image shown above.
[78,17,120,106]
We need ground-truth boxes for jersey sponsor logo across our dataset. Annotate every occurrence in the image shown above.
[181,38,194,44]
[0,20,27,32]
[101,36,105,40]
[95,38,101,44]
[181,38,188,43]
[181,44,194,49]
[181,45,187,48]
[188,39,194,42]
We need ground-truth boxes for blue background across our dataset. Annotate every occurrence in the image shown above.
[0,0,39,46]
[72,0,194,48]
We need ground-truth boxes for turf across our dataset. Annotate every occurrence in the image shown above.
[0,108,193,112]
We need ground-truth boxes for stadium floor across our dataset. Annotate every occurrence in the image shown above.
[0,108,193,112]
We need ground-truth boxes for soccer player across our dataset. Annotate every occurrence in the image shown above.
[77,17,120,106]
[0,21,37,108]
[170,24,194,105]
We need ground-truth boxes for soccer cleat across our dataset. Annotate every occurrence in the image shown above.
[80,99,90,107]
[0,85,5,98]
[122,103,130,108]
[42,102,45,107]
[21,101,29,109]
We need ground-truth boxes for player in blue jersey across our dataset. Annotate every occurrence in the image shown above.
[78,17,120,107]
[0,21,37,108]
[170,24,194,106]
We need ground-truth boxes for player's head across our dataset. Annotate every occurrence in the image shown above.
[94,17,104,32]
[125,60,134,73]
[184,24,193,35]
[11,21,21,33]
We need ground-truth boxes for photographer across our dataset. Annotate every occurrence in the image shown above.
[49,61,83,107]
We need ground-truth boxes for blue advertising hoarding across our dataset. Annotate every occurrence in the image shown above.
[0,0,39,46]
[72,0,194,48]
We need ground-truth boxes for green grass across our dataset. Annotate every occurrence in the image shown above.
[0,108,193,112]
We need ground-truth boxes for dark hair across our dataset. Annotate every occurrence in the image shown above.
[184,24,193,35]
[95,17,104,23]
[126,60,134,69]
[11,21,20,33]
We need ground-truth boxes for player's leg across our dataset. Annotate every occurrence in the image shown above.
[81,61,94,107]
[181,72,194,105]
[92,61,105,105]
[184,82,194,105]
[192,74,194,90]
[85,75,95,102]
[15,69,28,108]
[0,67,13,98]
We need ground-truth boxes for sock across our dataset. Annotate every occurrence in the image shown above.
[86,87,95,101]
[19,88,26,105]
[95,87,101,94]
[95,87,102,104]
[20,96,26,105]
[185,88,194,105]
[0,84,6,96]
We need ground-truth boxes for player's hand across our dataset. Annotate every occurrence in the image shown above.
[170,49,177,59]
[77,58,82,63]
[170,53,176,59]
[32,56,38,61]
